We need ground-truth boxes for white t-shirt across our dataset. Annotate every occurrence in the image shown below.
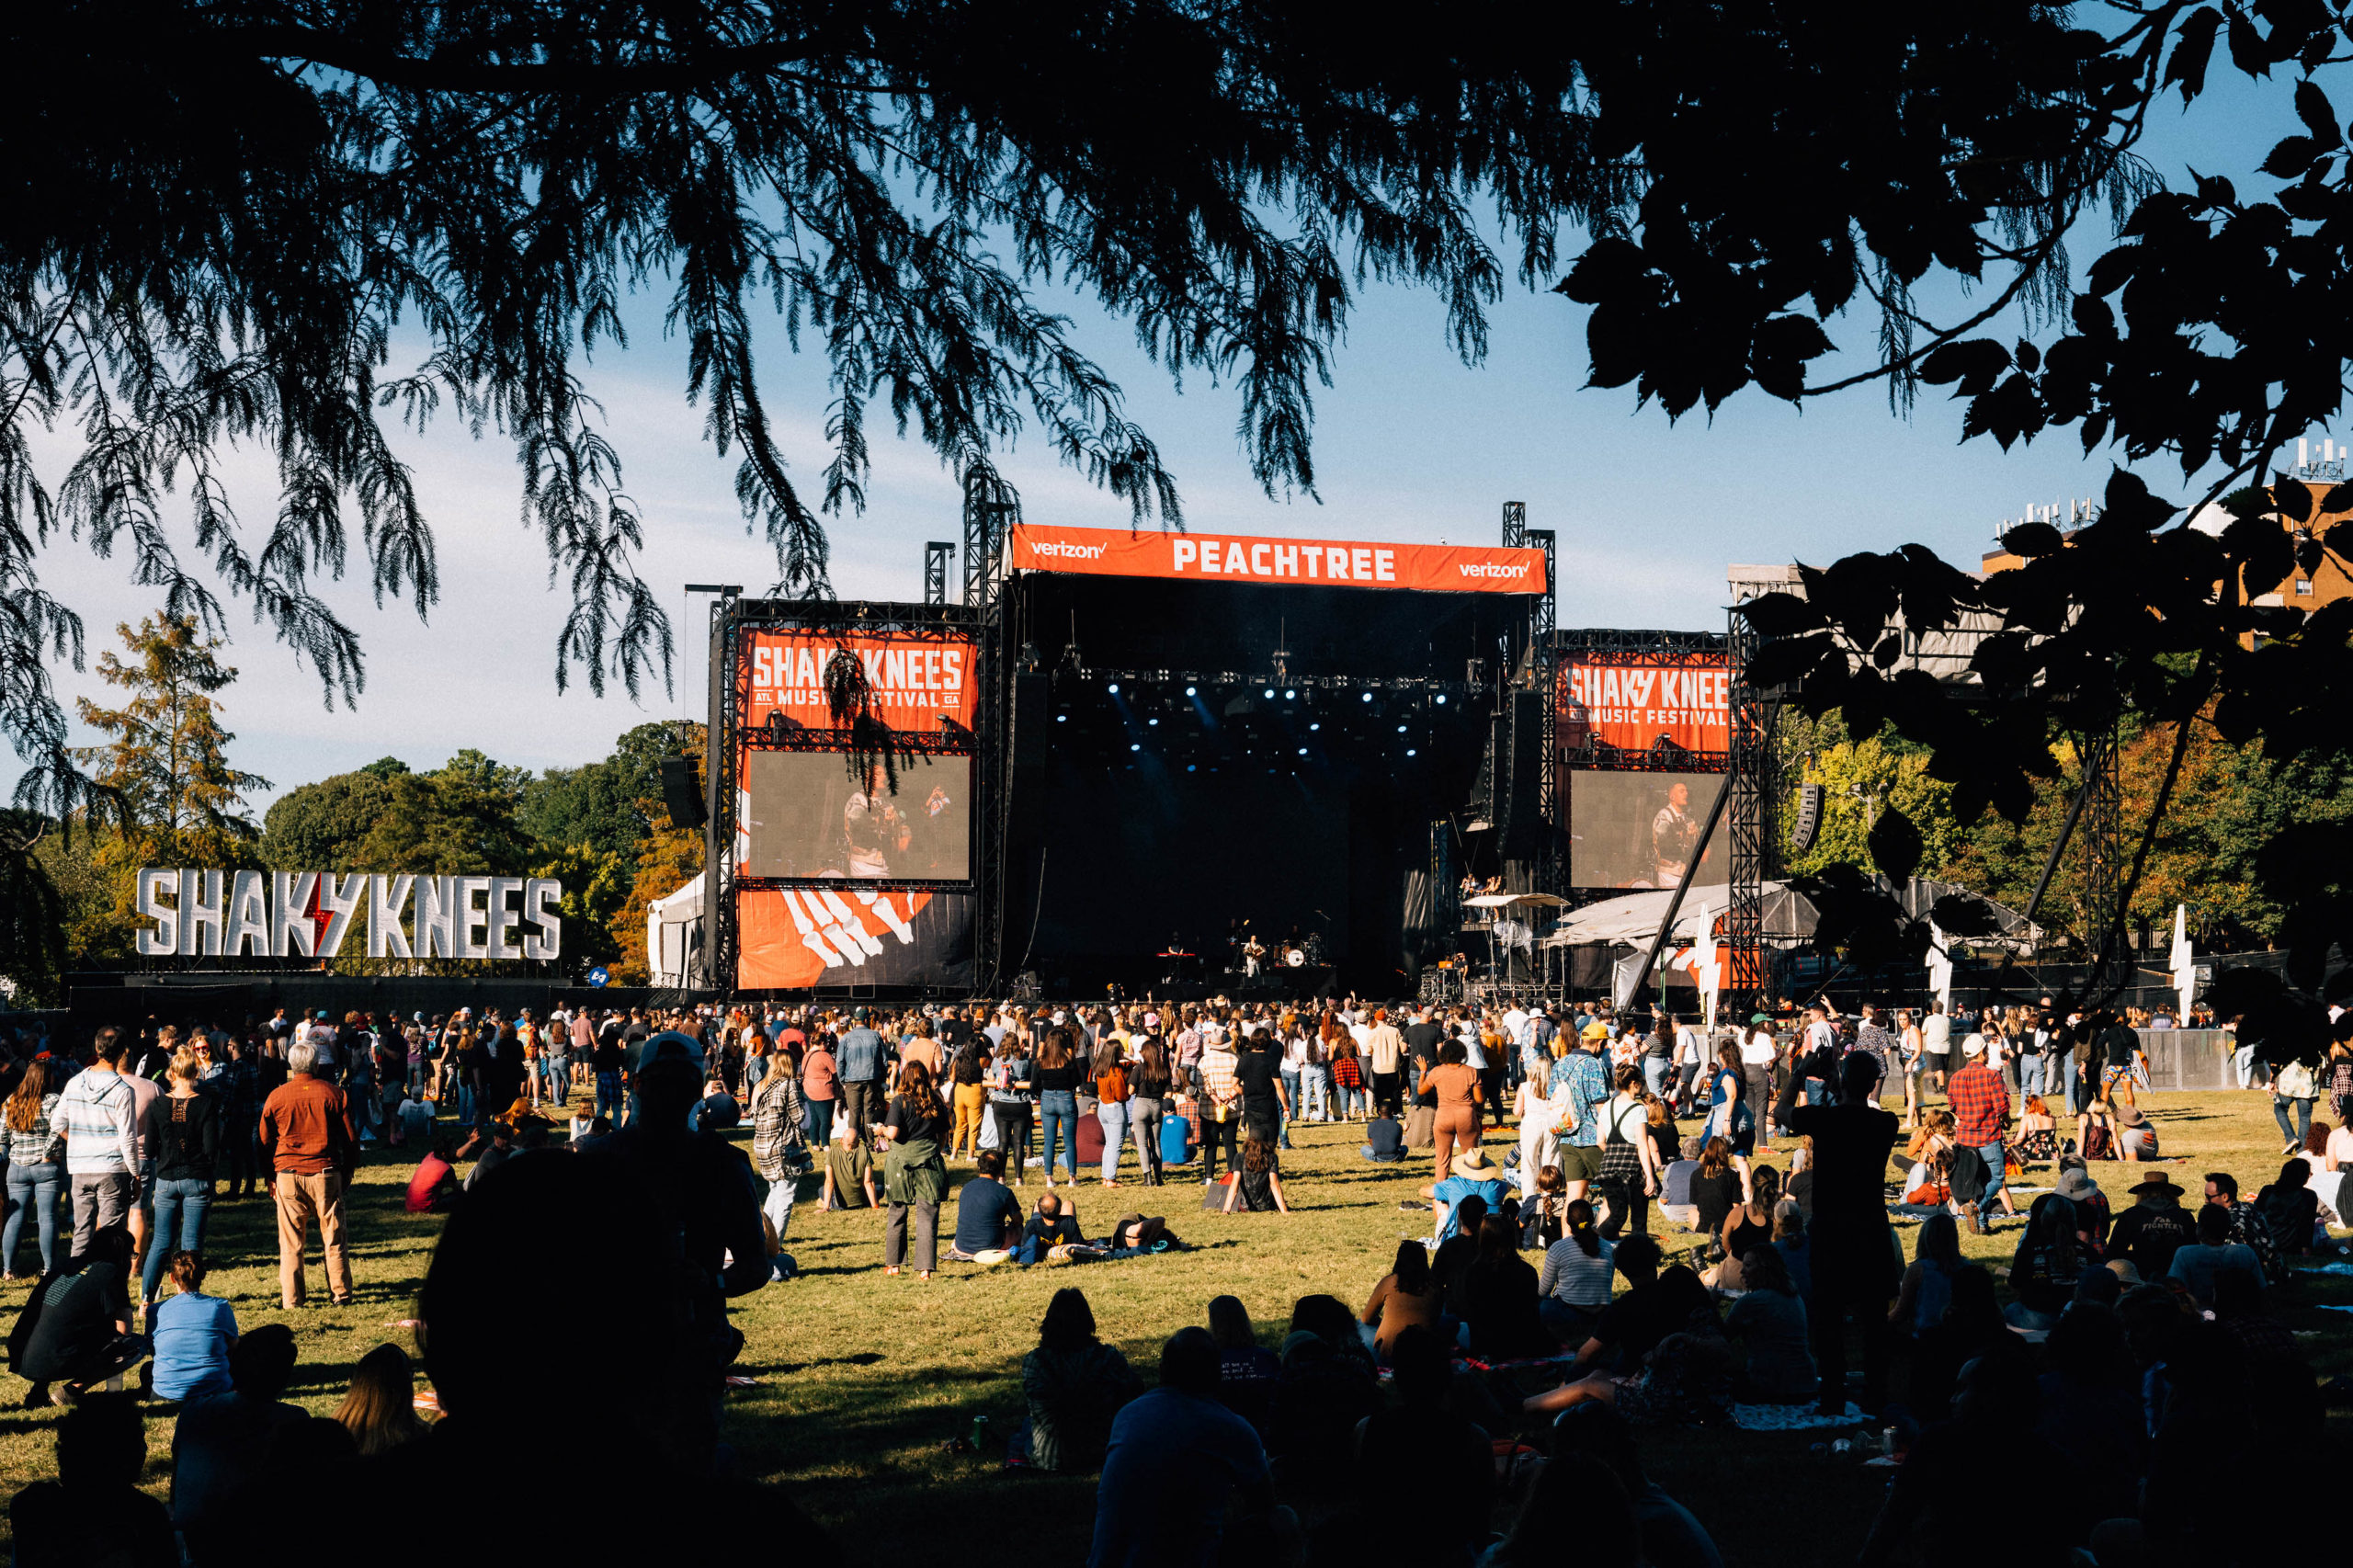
[1804,1019,1836,1055]
[1674,1026,1702,1065]
[1922,1015,1952,1054]
[1740,1028,1778,1066]
[1500,1008,1529,1041]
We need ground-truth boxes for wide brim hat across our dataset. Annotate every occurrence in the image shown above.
[2127,1173,2183,1199]
[1452,1147,1499,1176]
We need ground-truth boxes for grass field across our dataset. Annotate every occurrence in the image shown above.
[2,1085,2345,1562]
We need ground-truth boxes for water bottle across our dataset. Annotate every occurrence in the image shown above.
[971,1415,990,1453]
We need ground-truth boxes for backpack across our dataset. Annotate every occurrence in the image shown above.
[1519,1196,1562,1251]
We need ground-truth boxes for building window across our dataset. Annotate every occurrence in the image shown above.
[2296,579,2315,596]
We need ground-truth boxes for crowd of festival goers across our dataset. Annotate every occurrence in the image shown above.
[0,989,2341,1568]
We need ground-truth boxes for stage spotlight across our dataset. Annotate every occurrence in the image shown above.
[1396,724,1407,733]
[1185,685,1197,696]
[1406,747,1418,757]
[1130,743,1141,752]
[1148,717,1159,725]
[1436,693,1448,705]
[1108,682,1120,693]
[1263,688,1275,699]
[1309,722,1320,732]
[1056,714,1067,723]
[1361,691,1373,703]
[1188,764,1197,772]
[1284,688,1296,699]
[1296,746,1307,756]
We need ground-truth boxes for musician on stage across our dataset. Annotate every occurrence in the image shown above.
[1241,932,1267,978]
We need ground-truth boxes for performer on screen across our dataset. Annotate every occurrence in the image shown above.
[1652,779,1701,888]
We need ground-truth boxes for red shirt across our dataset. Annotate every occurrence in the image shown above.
[259,1074,356,1175]
[406,1153,454,1212]
[1947,1061,2010,1146]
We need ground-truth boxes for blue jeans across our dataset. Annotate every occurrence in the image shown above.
[1969,1141,2007,1221]
[543,1054,570,1104]
[2054,1051,2077,1113]
[1279,1071,1302,1147]
[1040,1090,1079,1179]
[804,1098,835,1149]
[1643,1058,1670,1098]
[3,1163,61,1277]
[1098,1101,1130,1181]
[1301,1066,1329,1121]
[2020,1054,2048,1096]
[142,1177,212,1303]
[595,1071,623,1122]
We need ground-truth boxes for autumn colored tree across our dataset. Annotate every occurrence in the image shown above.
[610,724,705,984]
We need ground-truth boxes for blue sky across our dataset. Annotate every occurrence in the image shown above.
[12,64,2311,810]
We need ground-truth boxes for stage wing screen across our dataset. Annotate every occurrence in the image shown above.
[743,752,972,883]
[1569,771,1726,890]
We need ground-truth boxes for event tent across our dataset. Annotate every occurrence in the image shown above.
[1539,878,2030,949]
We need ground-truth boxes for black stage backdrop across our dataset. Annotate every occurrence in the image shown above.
[1002,571,1509,997]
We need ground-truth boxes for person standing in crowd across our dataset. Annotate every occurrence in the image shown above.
[1920,1000,1952,1093]
[1774,1051,1901,1416]
[1094,1038,1133,1186]
[1128,1034,1171,1187]
[139,1053,220,1322]
[1197,1028,1244,1186]
[2,1061,64,1279]
[748,1052,806,1271]
[835,1008,886,1145]
[948,1032,991,1160]
[257,1041,356,1311]
[1364,1007,1405,1119]
[879,1061,949,1278]
[1552,1023,1612,1207]
[1945,1035,2012,1234]
[58,1028,140,1260]
[1419,1041,1483,1183]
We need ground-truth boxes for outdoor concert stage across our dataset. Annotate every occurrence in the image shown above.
[699,508,1562,999]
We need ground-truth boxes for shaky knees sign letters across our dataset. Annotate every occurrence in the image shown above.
[135,869,563,960]
[742,631,978,731]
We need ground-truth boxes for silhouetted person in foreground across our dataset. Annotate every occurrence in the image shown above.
[10,1393,175,1568]
[1775,1051,1900,1415]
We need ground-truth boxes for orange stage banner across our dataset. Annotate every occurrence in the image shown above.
[1006,523,1547,595]
[740,631,978,732]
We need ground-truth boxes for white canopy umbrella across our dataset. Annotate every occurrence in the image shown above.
[2169,903,2195,1024]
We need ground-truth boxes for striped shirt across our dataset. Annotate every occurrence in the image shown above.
[1539,1235,1618,1308]
[56,1066,139,1176]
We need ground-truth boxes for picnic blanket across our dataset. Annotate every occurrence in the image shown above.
[1731,1401,1867,1431]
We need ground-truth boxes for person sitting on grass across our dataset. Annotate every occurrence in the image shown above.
[1519,1271,1733,1427]
[1420,1144,1508,1244]
[1020,1287,1139,1471]
[819,1112,877,1211]
[1217,1135,1290,1215]
[9,1393,176,1568]
[1460,1214,1552,1360]
[1088,1327,1281,1568]
[948,1148,1024,1262]
[1360,1240,1445,1366]
[1553,1248,1705,1380]
[1722,1245,1815,1404]
[1352,1325,1492,1561]
[1017,1192,1086,1264]
[404,1140,460,1214]
[9,1228,146,1410]
[1549,1403,1728,1568]
[2255,1160,2322,1256]
[1209,1295,1281,1435]
[334,1343,427,1456]
[147,1251,236,1403]
[1359,1110,1405,1163]
[1537,1199,1615,1346]
[167,1324,303,1565]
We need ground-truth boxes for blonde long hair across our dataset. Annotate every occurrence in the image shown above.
[335,1343,428,1456]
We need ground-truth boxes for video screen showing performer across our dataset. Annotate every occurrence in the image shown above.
[743,751,972,881]
[1568,770,1725,890]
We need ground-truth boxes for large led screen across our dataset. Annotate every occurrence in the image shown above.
[1568,771,1726,890]
[742,752,972,883]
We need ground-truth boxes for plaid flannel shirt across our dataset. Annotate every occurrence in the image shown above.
[1947,1062,2010,1146]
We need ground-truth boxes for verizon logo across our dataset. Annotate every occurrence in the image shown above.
[1458,562,1530,578]
[1030,540,1108,560]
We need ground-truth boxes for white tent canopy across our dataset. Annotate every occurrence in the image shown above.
[647,874,705,987]
[1540,878,2028,950]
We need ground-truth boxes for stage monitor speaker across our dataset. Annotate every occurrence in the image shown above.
[660,756,707,831]
[1790,781,1824,855]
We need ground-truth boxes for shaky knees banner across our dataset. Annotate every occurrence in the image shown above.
[742,631,978,731]
[1559,654,1730,753]
[1007,523,1546,595]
